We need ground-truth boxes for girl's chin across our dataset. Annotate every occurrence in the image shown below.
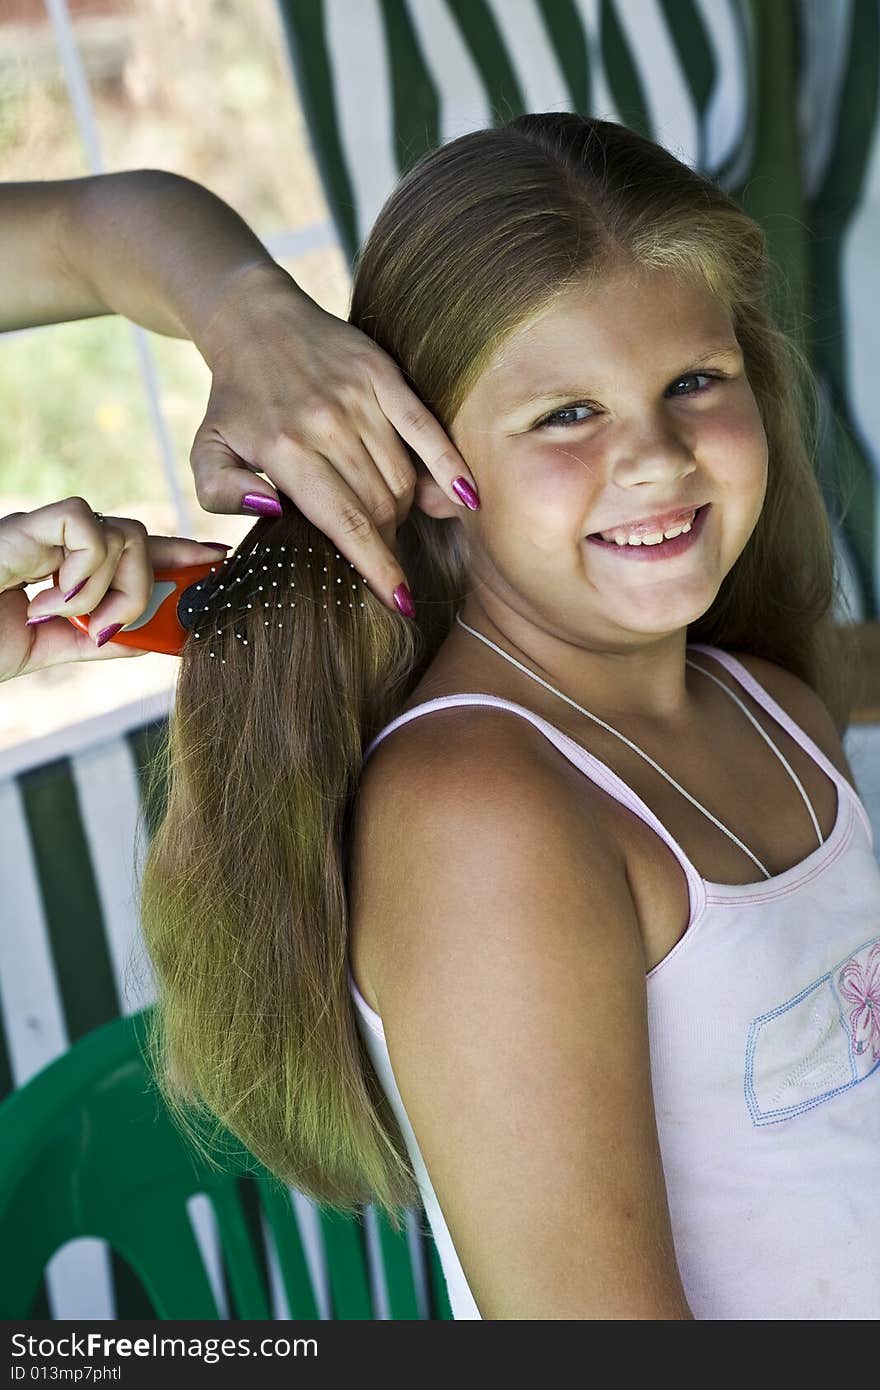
[587,581,716,633]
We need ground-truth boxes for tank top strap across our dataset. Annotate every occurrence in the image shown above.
[684,649,823,847]
[686,644,873,848]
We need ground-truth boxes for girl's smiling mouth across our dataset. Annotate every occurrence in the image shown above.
[585,503,711,561]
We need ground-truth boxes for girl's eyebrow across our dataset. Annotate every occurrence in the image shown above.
[501,342,743,413]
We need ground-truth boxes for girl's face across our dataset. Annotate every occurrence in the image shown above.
[446,264,768,658]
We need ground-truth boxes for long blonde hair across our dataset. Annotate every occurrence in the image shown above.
[139,114,858,1230]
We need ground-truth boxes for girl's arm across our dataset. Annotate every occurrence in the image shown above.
[352,713,693,1320]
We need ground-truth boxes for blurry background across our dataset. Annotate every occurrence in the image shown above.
[0,0,351,748]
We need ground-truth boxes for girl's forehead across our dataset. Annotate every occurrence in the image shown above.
[470,273,734,399]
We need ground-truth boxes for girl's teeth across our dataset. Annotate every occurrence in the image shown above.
[606,516,695,546]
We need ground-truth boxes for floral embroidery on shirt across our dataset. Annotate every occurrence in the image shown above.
[838,942,880,1062]
[745,933,880,1125]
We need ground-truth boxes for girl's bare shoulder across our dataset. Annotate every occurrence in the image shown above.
[349,695,625,1008]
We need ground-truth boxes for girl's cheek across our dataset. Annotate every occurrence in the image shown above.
[540,435,603,479]
[493,437,571,491]
[728,382,767,445]
[524,447,601,513]
[702,394,767,480]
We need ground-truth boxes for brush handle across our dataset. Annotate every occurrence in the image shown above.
[57,562,219,657]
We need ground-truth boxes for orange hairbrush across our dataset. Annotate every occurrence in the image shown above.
[56,561,223,657]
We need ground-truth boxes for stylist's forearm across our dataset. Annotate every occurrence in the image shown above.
[0,171,297,341]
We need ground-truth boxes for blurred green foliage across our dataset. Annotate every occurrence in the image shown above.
[0,317,211,512]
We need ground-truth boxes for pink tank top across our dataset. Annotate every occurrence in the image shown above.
[347,642,880,1319]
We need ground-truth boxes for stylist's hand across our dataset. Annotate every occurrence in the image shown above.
[0,496,230,682]
[190,262,481,617]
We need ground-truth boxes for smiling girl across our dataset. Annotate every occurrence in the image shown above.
[139,114,878,1320]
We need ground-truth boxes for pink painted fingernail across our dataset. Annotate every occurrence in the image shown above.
[64,579,87,602]
[452,477,480,510]
[96,623,124,648]
[242,493,282,518]
[393,583,416,619]
[26,614,56,626]
[203,542,231,550]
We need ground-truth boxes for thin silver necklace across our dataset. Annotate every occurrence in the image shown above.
[452,610,818,880]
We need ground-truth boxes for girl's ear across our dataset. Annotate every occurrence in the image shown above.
[412,457,468,520]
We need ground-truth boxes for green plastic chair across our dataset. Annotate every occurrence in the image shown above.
[0,1008,453,1320]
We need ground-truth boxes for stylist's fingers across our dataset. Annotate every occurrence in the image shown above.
[0,495,113,596]
[189,415,279,514]
[71,520,165,642]
[1,583,145,684]
[188,279,483,617]
[357,403,464,548]
[192,429,415,614]
[1,497,230,682]
[23,513,226,642]
[366,360,481,515]
[47,517,196,644]
[22,515,129,625]
[339,415,418,553]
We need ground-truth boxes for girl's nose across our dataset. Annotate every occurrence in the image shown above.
[603,419,692,486]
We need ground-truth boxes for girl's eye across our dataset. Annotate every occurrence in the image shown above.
[536,371,722,429]
[670,369,717,397]
[536,405,597,425]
